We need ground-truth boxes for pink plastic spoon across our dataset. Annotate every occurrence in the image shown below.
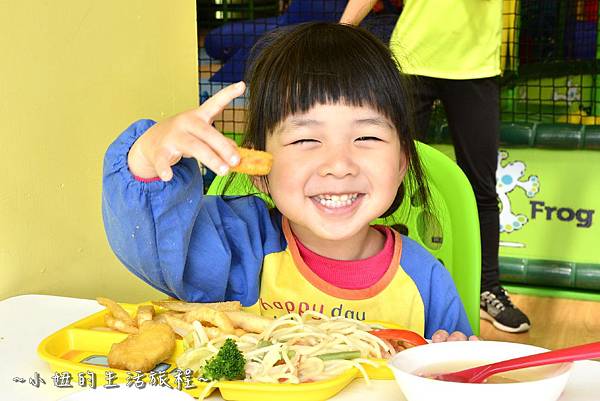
[435,341,600,383]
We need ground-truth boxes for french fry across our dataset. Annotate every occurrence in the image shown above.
[161,313,194,337]
[191,322,245,340]
[135,305,155,327]
[96,297,135,326]
[204,327,223,340]
[104,314,139,334]
[234,328,247,337]
[231,148,273,176]
[152,299,242,313]
[225,311,273,334]
[152,311,185,325]
[183,306,235,334]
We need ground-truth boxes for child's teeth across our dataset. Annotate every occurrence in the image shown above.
[316,193,358,208]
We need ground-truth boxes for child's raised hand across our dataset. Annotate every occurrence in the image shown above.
[127,82,246,181]
[431,329,479,342]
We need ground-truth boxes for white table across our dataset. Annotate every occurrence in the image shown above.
[1,294,599,401]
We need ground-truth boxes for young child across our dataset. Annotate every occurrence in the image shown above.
[103,22,476,341]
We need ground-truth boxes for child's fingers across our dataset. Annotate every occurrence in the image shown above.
[153,146,179,181]
[183,117,240,168]
[196,81,246,124]
[447,331,468,342]
[151,131,232,179]
[431,329,449,343]
[224,136,238,148]
[178,133,232,176]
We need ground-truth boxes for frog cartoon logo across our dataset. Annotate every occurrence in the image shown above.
[496,151,540,233]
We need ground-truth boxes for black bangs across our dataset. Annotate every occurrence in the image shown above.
[238,22,430,218]
[244,22,415,149]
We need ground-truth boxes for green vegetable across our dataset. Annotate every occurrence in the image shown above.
[201,338,246,381]
[315,351,361,361]
[256,340,272,348]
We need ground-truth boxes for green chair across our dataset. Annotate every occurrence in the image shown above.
[207,141,481,334]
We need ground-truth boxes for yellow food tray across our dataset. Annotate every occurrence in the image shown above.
[37,303,394,401]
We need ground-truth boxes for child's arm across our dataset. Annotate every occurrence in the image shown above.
[102,84,282,305]
[424,262,474,339]
[399,237,473,339]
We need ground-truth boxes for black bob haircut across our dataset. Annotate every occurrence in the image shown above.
[230,22,431,218]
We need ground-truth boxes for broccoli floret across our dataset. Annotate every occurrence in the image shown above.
[201,338,246,381]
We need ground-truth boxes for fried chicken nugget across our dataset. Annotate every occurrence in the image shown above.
[231,148,273,176]
[108,321,176,372]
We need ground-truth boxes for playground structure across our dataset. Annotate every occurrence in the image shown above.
[198,0,600,300]
[500,0,600,124]
[199,0,398,103]
[202,0,347,83]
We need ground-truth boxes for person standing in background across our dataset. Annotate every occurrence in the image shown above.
[341,0,531,333]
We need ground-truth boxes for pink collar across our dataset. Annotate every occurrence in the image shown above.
[292,225,395,290]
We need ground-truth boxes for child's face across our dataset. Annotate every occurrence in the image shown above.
[263,102,407,245]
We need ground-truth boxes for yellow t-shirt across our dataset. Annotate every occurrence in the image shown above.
[390,0,502,79]
[253,217,426,335]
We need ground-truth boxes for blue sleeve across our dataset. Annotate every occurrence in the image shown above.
[399,236,473,338]
[101,120,285,305]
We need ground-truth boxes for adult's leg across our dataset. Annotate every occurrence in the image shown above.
[409,76,439,141]
[436,78,529,333]
[437,77,500,292]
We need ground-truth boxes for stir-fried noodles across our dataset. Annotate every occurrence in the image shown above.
[177,311,396,388]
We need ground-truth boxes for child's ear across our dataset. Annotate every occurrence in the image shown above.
[399,151,409,178]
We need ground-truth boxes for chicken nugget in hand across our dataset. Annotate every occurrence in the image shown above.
[108,321,176,372]
[231,148,272,176]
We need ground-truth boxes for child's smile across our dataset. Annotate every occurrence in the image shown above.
[262,102,407,258]
[312,193,361,210]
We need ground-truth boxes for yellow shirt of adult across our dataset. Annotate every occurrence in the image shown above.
[390,0,502,79]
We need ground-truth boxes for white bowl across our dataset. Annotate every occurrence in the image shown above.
[388,341,572,401]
